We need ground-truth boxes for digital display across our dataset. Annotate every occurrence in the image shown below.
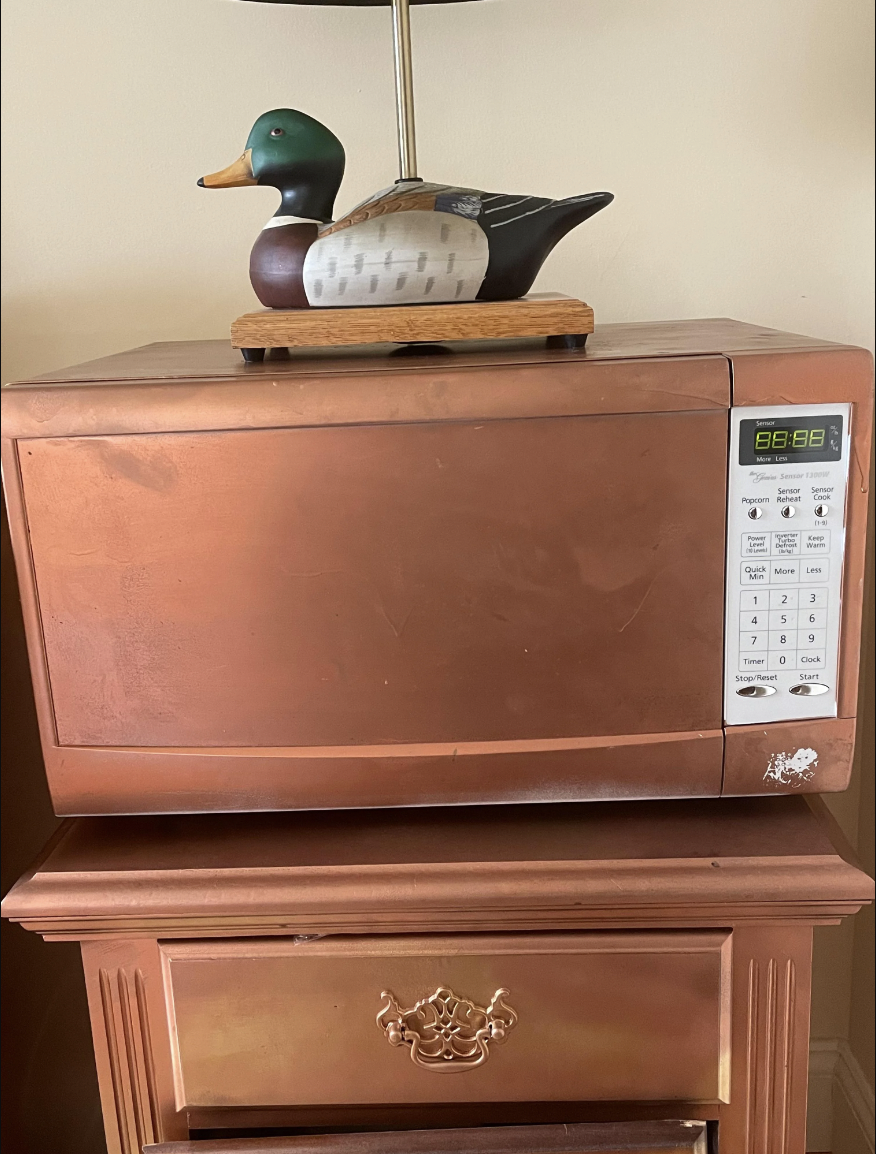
[739,414,843,465]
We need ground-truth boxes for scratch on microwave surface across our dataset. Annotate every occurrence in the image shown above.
[764,747,819,787]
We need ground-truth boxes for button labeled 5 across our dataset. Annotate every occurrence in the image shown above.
[768,609,798,629]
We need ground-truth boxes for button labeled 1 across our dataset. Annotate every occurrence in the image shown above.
[741,590,770,610]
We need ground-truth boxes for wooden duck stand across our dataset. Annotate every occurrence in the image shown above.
[202,2,608,360]
[231,293,594,360]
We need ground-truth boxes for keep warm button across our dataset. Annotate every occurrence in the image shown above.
[801,559,830,583]
[802,530,830,553]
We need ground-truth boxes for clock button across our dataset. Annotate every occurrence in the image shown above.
[814,504,829,518]
[748,507,764,520]
[781,505,796,519]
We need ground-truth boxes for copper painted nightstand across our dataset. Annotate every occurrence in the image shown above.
[2,795,872,1153]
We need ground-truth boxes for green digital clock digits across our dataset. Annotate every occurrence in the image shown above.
[754,427,826,452]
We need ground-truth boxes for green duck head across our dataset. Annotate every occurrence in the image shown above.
[199,108,345,224]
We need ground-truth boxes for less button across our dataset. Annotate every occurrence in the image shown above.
[801,560,830,583]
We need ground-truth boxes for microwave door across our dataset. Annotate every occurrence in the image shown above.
[19,409,729,811]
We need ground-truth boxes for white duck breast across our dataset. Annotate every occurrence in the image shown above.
[302,211,490,307]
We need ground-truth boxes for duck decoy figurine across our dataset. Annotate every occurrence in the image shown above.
[199,108,613,311]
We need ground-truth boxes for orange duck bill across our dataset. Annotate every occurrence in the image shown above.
[198,150,257,188]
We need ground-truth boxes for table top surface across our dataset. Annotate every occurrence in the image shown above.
[5,317,845,389]
[2,797,872,939]
[23,796,857,874]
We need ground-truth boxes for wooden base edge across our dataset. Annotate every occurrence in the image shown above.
[230,292,594,351]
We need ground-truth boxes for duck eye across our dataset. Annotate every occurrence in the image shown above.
[270,128,285,137]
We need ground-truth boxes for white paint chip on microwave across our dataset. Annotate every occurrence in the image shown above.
[763,747,819,787]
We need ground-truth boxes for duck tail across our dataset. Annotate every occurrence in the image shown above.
[477,190,613,301]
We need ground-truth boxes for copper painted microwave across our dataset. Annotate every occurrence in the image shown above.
[2,319,872,815]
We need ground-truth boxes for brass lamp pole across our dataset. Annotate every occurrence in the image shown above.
[244,1,487,182]
[391,0,418,179]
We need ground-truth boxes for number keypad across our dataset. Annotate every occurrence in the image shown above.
[738,589,827,671]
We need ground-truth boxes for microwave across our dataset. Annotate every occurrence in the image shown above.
[2,319,871,815]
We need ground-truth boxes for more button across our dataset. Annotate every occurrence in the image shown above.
[770,561,800,583]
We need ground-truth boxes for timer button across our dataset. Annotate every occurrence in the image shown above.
[814,504,829,518]
[737,684,777,698]
[781,505,796,519]
[748,507,764,520]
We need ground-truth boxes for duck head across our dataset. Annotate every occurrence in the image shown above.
[199,108,345,224]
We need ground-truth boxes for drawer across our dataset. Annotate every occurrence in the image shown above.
[145,1119,709,1152]
[162,933,730,1108]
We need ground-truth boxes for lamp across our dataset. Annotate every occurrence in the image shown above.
[209,1,612,357]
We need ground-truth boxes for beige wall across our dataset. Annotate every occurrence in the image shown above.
[2,2,873,1151]
[2,0,874,384]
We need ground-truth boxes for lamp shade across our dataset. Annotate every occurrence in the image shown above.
[242,2,485,6]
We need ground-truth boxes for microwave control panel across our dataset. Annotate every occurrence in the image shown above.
[724,403,851,726]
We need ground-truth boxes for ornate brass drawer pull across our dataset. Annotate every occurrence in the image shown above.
[377,986,517,1072]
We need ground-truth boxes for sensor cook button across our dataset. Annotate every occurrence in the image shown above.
[789,683,830,697]
[736,684,777,698]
